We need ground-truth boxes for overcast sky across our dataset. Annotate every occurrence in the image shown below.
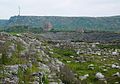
[0,0,120,19]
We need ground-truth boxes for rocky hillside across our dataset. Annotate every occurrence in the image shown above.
[0,32,80,84]
[1,15,120,32]
[0,32,120,84]
[40,32,120,43]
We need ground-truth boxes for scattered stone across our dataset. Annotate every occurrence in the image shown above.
[6,65,18,74]
[6,44,16,58]
[95,72,105,79]
[56,43,60,47]
[20,64,28,70]
[92,44,96,48]
[112,72,120,77]
[49,82,58,84]
[49,51,54,54]
[4,76,19,84]
[112,52,119,56]
[102,69,108,72]
[0,40,5,45]
[16,34,22,37]
[88,64,94,70]
[33,81,39,84]
[111,64,120,69]
[27,63,32,68]
[70,56,74,58]
[79,74,89,80]
[75,60,79,63]
[55,59,64,66]
[115,82,120,84]
[32,72,43,77]
[66,61,71,63]
[76,50,80,55]
[0,32,10,37]
[38,62,50,73]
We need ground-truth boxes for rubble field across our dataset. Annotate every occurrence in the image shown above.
[0,32,120,84]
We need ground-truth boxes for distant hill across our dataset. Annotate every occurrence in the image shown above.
[0,19,8,27]
[0,15,120,32]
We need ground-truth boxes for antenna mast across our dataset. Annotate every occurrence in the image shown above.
[18,6,20,16]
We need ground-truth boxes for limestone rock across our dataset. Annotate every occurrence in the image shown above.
[112,72,120,77]
[79,74,89,80]
[95,72,105,79]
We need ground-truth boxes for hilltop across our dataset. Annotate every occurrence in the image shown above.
[0,15,120,32]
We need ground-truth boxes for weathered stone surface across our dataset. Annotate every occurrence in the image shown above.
[79,74,89,80]
[88,64,95,70]
[0,40,5,45]
[112,72,120,77]
[38,62,50,73]
[111,64,120,69]
[5,65,18,74]
[95,72,105,79]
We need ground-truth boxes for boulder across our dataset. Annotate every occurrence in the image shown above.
[49,82,58,84]
[33,81,39,84]
[4,76,19,84]
[32,72,43,77]
[88,64,94,70]
[7,44,16,58]
[76,50,80,55]
[38,62,50,73]
[95,72,105,79]
[102,69,108,72]
[112,72,120,77]
[0,40,5,45]
[112,52,119,56]
[6,65,18,74]
[111,64,120,69]
[79,74,89,80]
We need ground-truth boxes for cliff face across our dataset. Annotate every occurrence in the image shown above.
[1,15,120,32]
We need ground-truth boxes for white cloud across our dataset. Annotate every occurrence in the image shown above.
[0,0,120,19]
